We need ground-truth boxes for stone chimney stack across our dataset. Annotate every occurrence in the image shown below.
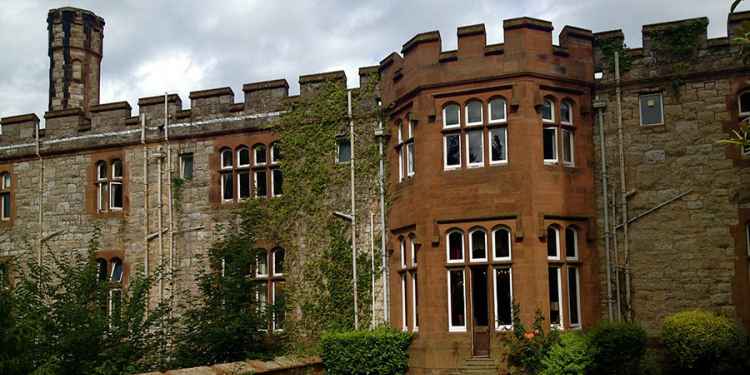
[47,7,105,112]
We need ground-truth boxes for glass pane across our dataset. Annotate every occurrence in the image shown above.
[413,272,419,327]
[1,193,10,219]
[448,232,463,261]
[411,240,417,266]
[222,173,233,200]
[255,171,267,197]
[272,144,282,162]
[562,130,573,163]
[548,267,561,325]
[273,169,283,196]
[565,228,577,258]
[97,162,107,180]
[495,229,510,259]
[446,134,460,166]
[111,183,123,209]
[2,174,10,189]
[182,154,193,179]
[407,142,415,175]
[496,268,512,326]
[568,267,580,325]
[561,103,572,124]
[444,104,459,127]
[273,281,285,330]
[490,99,506,122]
[548,227,559,257]
[471,230,486,259]
[239,172,251,198]
[467,101,482,124]
[543,128,556,161]
[450,270,465,327]
[741,92,750,114]
[255,146,267,164]
[490,128,506,162]
[111,259,123,282]
[401,274,408,329]
[96,259,107,281]
[98,183,108,211]
[257,283,268,308]
[239,148,250,166]
[273,248,284,275]
[640,94,663,125]
[542,100,553,121]
[222,150,232,168]
[468,130,483,164]
[257,250,268,276]
[337,139,351,163]
[112,161,122,178]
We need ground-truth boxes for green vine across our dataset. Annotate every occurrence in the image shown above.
[597,38,632,73]
[646,19,708,70]
[171,176,186,211]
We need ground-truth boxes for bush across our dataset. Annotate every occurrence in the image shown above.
[661,309,745,374]
[588,320,648,375]
[540,332,592,375]
[320,328,412,375]
[507,305,560,374]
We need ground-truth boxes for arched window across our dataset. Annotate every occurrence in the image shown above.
[110,160,123,210]
[237,147,251,168]
[95,161,108,212]
[489,97,507,124]
[256,249,268,277]
[220,148,233,170]
[739,91,750,117]
[561,101,575,166]
[547,226,560,260]
[399,237,406,268]
[271,142,282,164]
[110,258,123,283]
[446,230,464,263]
[1,172,11,221]
[237,146,251,199]
[443,103,460,129]
[493,227,512,261]
[254,144,267,166]
[469,228,487,262]
[270,142,283,197]
[560,100,573,125]
[542,98,555,123]
[272,248,284,276]
[410,234,417,267]
[219,148,234,202]
[465,100,483,126]
[565,226,578,260]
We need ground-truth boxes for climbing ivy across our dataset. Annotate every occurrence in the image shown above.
[646,19,708,64]
[597,38,632,73]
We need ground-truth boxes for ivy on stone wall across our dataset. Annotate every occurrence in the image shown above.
[646,19,708,68]
[597,38,632,73]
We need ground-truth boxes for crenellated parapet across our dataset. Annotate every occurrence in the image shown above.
[379,16,594,106]
[593,11,750,86]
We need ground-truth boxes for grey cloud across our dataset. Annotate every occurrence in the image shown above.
[0,0,744,120]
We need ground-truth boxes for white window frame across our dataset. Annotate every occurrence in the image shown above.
[220,171,234,203]
[542,99,555,123]
[493,267,514,331]
[398,146,404,182]
[406,142,415,177]
[272,281,284,332]
[179,153,193,179]
[543,127,558,165]
[447,269,467,332]
[96,161,108,212]
[253,145,267,166]
[254,170,267,198]
[1,173,10,221]
[443,134,462,171]
[108,288,122,319]
[446,230,465,264]
[408,120,415,139]
[466,129,484,168]
[561,128,575,167]
[109,161,123,211]
[220,149,233,170]
[489,98,507,124]
[410,236,417,267]
[400,238,406,269]
[412,271,419,332]
[256,250,268,278]
[401,273,408,331]
[443,104,460,129]
[270,143,280,164]
[547,226,561,261]
[336,138,351,164]
[238,170,251,200]
[469,228,488,263]
[492,227,512,261]
[489,127,508,165]
[465,100,483,127]
[550,267,564,330]
[272,248,284,276]
[565,227,579,260]
[110,258,123,282]
[568,266,582,329]
[271,169,282,197]
[639,93,665,126]
[237,147,251,168]
[560,101,573,126]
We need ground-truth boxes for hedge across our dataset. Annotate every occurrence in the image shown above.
[588,320,648,375]
[320,328,413,375]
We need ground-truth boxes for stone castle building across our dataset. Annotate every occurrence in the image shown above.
[2,6,750,374]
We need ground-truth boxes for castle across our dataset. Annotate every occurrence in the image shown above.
[1,6,750,374]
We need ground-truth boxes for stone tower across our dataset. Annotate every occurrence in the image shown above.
[47,7,105,112]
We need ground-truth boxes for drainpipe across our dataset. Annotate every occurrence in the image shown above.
[614,52,632,320]
[347,90,359,330]
[594,97,614,321]
[377,98,388,323]
[611,190,622,320]
[164,93,176,295]
[157,147,164,302]
[35,118,44,266]
[142,113,149,279]
[370,212,376,327]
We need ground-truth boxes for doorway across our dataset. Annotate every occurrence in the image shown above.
[471,267,490,357]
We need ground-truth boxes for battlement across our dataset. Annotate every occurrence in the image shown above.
[378,16,594,105]
[593,11,749,84]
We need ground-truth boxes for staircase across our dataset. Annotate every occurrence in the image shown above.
[452,357,499,375]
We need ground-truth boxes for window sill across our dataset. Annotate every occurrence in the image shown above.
[443,166,462,171]
[543,161,558,166]
[488,120,507,126]
[467,163,484,169]
[448,327,467,333]
[639,122,665,128]
[465,123,483,128]
[489,161,509,167]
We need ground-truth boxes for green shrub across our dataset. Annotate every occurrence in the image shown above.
[507,304,560,374]
[320,328,412,375]
[588,320,648,375]
[540,332,592,375]
[661,309,745,374]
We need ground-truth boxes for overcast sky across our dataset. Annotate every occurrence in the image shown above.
[0,0,746,120]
